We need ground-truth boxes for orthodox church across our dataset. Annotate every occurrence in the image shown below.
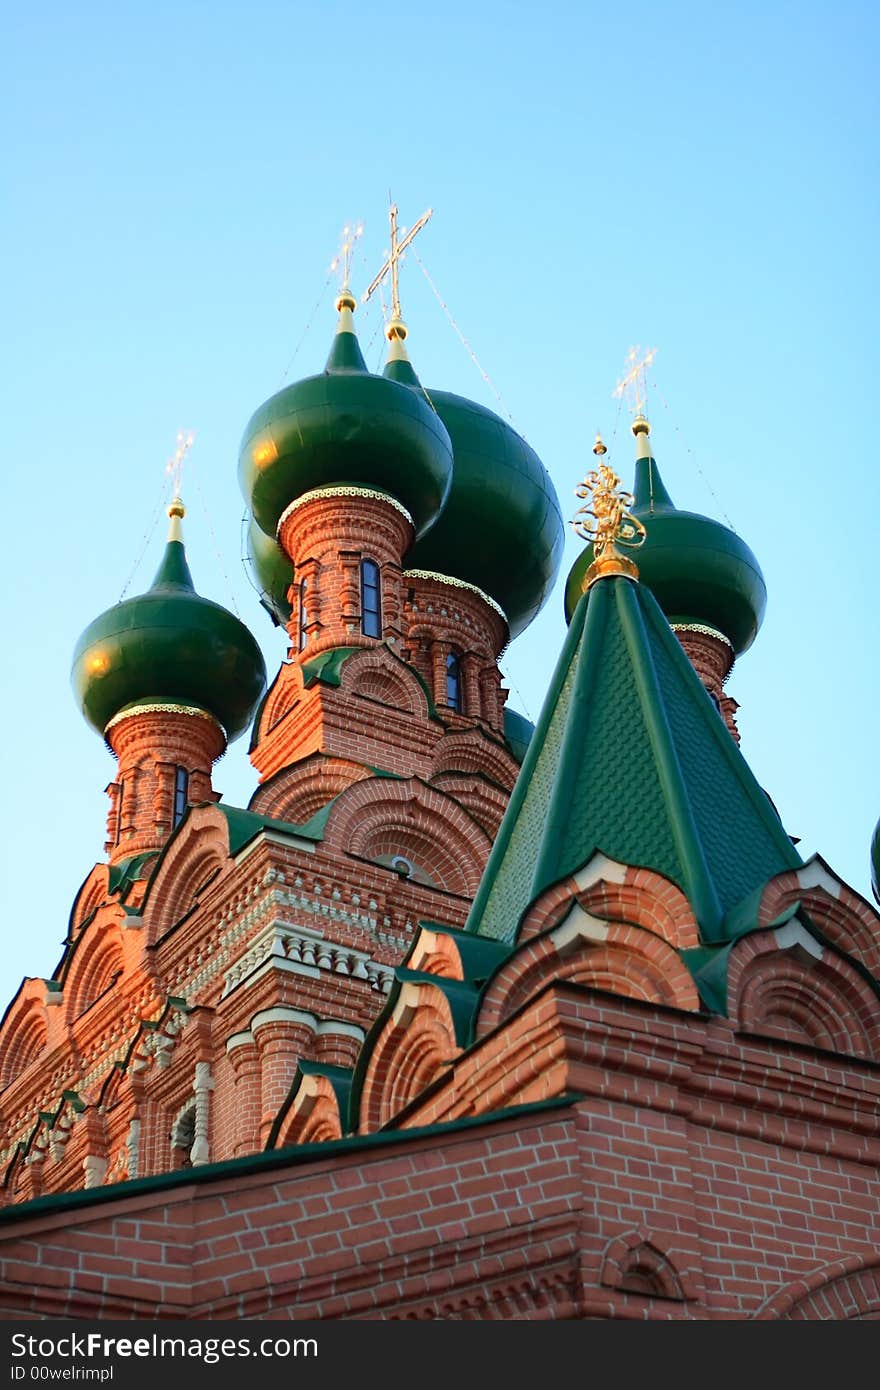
[1,224,880,1321]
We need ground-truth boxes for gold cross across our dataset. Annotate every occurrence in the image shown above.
[330,221,363,294]
[613,345,657,417]
[363,201,433,321]
[165,429,195,499]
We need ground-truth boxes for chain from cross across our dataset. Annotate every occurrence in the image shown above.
[165,430,195,499]
[363,202,433,320]
[572,462,646,554]
[330,221,363,294]
[613,346,657,417]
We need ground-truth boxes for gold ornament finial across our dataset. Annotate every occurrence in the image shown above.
[168,497,185,519]
[593,432,607,456]
[363,200,433,341]
[572,460,646,590]
[613,346,657,424]
[330,221,363,313]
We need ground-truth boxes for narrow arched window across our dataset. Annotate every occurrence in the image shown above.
[360,558,381,638]
[172,766,189,829]
[446,652,462,712]
[298,576,308,651]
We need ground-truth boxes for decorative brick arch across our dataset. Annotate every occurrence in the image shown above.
[68,864,111,936]
[322,778,492,898]
[728,927,880,1058]
[757,1255,880,1319]
[0,986,49,1089]
[429,730,519,790]
[358,982,460,1133]
[600,1228,695,1301]
[249,754,371,824]
[344,648,431,719]
[477,913,700,1036]
[64,922,125,1023]
[407,928,467,981]
[142,806,231,944]
[256,664,302,742]
[274,1073,344,1148]
[759,857,880,977]
[428,773,510,840]
[518,857,699,951]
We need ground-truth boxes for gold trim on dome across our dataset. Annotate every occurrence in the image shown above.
[403,569,508,621]
[105,703,224,734]
[670,621,733,651]
[277,488,414,532]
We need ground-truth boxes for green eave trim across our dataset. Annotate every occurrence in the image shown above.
[0,1094,579,1227]
[680,944,735,1015]
[415,921,512,986]
[265,1063,354,1150]
[108,850,158,902]
[216,803,326,854]
[394,967,478,1046]
[300,646,362,688]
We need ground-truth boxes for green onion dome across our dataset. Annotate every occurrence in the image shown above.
[503,706,535,765]
[871,819,880,906]
[72,502,267,743]
[239,296,453,542]
[384,356,564,639]
[245,513,293,628]
[564,421,766,655]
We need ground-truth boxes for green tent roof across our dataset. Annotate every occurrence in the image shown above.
[467,571,802,947]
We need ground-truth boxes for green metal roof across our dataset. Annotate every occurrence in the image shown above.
[214,802,327,853]
[239,322,453,541]
[467,572,801,947]
[564,452,766,654]
[71,537,267,742]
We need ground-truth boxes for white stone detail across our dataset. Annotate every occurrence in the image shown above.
[774,921,824,960]
[551,904,611,950]
[191,1062,213,1167]
[83,1154,108,1189]
[221,920,392,999]
[251,1006,318,1035]
[127,1118,141,1180]
[315,1019,366,1042]
[794,857,842,898]
[572,853,629,891]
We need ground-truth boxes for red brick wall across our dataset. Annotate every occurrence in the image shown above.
[2,994,879,1320]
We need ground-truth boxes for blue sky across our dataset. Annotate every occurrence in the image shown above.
[1,0,877,1002]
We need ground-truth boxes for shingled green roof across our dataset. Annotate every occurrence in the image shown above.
[466,571,802,947]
